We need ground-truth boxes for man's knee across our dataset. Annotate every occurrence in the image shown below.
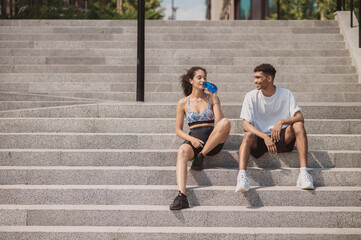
[292,122,306,135]
[242,132,256,145]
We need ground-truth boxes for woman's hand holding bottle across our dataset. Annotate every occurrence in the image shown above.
[203,82,218,95]
[190,137,204,148]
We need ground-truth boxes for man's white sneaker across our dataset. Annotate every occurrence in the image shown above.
[297,172,314,190]
[235,171,250,192]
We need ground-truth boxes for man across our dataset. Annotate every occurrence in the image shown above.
[235,63,314,192]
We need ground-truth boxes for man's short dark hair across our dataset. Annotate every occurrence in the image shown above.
[254,63,276,80]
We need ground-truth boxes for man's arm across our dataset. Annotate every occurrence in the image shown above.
[271,111,304,142]
[243,120,278,155]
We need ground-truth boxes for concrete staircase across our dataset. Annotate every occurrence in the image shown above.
[0,20,360,239]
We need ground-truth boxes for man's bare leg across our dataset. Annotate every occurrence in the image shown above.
[239,132,257,170]
[236,132,257,192]
[284,123,314,189]
[284,122,307,168]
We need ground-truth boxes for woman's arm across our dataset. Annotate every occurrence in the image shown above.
[209,92,224,122]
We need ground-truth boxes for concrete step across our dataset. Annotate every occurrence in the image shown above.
[0,101,97,111]
[3,92,134,102]
[0,204,359,227]
[0,41,345,50]
[2,91,360,102]
[147,92,361,102]
[0,64,355,74]
[0,56,353,66]
[0,103,360,119]
[2,49,350,57]
[1,149,360,168]
[0,73,357,83]
[0,226,359,240]
[3,82,358,93]
[0,26,341,35]
[14,91,361,102]
[0,133,360,150]
[151,73,358,83]
[155,82,361,92]
[142,33,344,42]
[0,65,139,73]
[1,118,360,134]
[158,65,357,74]
[0,19,339,27]
[0,185,359,207]
[0,92,91,101]
[0,33,345,42]
[0,56,107,65]
[0,166,358,186]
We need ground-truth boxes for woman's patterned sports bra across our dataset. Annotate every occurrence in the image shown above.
[186,94,215,127]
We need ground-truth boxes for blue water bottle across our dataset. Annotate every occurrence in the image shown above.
[203,82,218,93]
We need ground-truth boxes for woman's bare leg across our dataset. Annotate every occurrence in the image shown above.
[176,144,194,194]
[200,118,231,155]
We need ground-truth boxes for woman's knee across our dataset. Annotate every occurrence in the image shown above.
[177,145,193,161]
[217,118,231,131]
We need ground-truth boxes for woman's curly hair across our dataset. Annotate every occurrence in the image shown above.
[179,66,207,96]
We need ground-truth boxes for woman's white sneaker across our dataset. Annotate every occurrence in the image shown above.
[235,171,250,192]
[296,172,314,190]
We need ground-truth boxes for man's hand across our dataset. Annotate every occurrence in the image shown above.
[264,135,277,155]
[191,137,204,148]
[271,120,284,142]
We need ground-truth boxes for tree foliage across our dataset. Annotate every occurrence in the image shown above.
[9,0,164,19]
[87,0,164,19]
[268,0,358,20]
[12,0,82,19]
[268,0,318,20]
[121,0,165,19]
[316,0,337,19]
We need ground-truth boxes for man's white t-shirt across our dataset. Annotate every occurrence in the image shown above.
[240,86,301,135]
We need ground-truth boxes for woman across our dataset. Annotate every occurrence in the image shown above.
[169,66,231,210]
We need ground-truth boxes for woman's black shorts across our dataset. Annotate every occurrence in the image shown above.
[250,127,296,159]
[182,126,224,157]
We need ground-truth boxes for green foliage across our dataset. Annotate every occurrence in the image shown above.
[0,13,10,19]
[268,0,318,20]
[316,0,337,19]
[315,0,359,20]
[11,0,87,19]
[86,0,164,19]
[12,0,82,19]
[87,0,123,19]
[268,0,359,20]
[9,0,164,19]
[121,0,165,19]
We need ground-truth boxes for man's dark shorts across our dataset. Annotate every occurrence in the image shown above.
[250,127,296,159]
